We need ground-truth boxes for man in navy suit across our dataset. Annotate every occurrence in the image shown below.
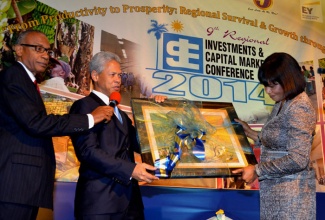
[70,51,159,220]
[0,30,113,220]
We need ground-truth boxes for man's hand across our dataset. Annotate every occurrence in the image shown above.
[131,163,159,183]
[91,106,114,124]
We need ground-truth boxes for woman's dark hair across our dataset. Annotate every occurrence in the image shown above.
[258,52,306,100]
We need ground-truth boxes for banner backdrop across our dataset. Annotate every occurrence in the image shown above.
[1,0,325,191]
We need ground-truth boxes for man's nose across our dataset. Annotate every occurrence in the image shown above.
[41,52,50,61]
[114,75,121,82]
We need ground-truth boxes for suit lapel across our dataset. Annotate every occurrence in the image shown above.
[88,92,107,106]
[15,62,44,105]
[115,108,128,134]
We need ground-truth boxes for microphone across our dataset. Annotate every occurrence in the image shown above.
[109,92,121,107]
[104,92,121,124]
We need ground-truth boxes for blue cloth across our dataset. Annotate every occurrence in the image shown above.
[53,182,325,220]
[115,106,123,124]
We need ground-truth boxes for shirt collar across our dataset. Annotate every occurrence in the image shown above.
[18,61,36,82]
[92,90,109,105]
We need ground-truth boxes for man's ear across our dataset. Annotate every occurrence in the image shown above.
[90,70,98,82]
[13,44,23,58]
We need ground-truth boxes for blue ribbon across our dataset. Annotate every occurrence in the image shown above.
[154,126,206,177]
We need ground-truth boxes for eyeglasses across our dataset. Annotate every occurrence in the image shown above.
[20,44,54,55]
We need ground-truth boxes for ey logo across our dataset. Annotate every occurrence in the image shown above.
[302,5,314,15]
[163,33,203,74]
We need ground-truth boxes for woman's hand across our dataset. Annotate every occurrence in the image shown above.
[234,118,259,141]
[153,95,167,103]
[232,164,258,184]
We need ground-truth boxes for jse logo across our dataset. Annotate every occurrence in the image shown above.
[163,33,203,74]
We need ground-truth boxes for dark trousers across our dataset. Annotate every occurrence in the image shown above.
[76,183,144,220]
[0,201,39,220]
[76,204,145,220]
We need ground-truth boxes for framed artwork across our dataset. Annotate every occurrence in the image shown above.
[131,98,257,178]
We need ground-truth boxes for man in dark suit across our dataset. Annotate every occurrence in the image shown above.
[0,30,113,220]
[69,51,159,220]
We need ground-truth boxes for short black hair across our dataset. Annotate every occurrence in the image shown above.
[258,52,306,100]
[15,30,46,45]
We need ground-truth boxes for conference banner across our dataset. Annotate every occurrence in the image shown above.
[1,0,324,191]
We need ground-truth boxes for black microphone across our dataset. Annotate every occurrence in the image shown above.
[104,92,121,123]
[109,100,118,107]
[109,92,121,107]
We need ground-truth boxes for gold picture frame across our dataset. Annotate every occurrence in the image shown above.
[131,98,257,178]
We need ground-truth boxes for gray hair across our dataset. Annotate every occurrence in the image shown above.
[15,30,46,45]
[89,51,121,74]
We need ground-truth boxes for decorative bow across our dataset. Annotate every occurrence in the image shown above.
[154,125,206,177]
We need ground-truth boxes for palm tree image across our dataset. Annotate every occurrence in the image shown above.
[147,20,168,69]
